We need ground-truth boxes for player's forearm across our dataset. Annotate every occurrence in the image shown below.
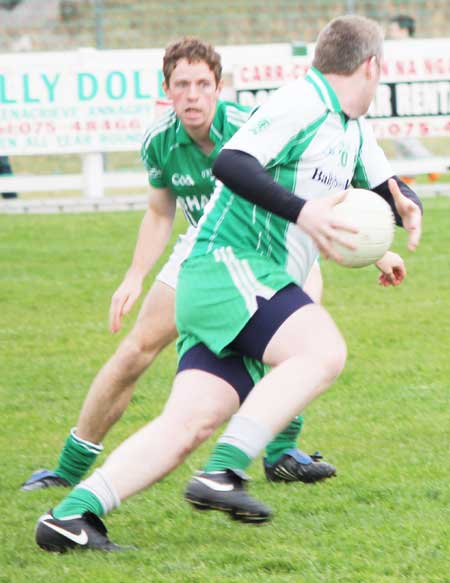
[213,149,306,222]
[127,208,173,279]
[373,176,423,226]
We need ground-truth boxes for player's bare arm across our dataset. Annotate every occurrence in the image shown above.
[371,176,423,252]
[375,251,406,287]
[388,178,422,251]
[109,186,176,333]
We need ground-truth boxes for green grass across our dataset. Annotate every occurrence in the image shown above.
[1,200,449,583]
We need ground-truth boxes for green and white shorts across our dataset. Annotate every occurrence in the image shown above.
[176,245,298,361]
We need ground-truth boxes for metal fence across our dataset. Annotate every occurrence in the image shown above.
[1,0,449,53]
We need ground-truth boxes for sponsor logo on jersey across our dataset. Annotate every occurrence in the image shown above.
[148,167,162,179]
[311,167,350,191]
[178,194,210,212]
[172,173,195,186]
[340,150,349,167]
[327,143,352,168]
[249,118,271,135]
[201,168,215,181]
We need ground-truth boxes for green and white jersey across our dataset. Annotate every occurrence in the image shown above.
[141,100,252,227]
[187,67,393,285]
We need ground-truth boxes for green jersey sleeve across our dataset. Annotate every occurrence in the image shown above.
[221,102,253,142]
[141,109,178,188]
[141,138,166,188]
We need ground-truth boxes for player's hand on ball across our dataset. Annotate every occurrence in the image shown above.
[375,251,406,287]
[389,178,422,251]
[297,190,359,263]
[109,273,144,333]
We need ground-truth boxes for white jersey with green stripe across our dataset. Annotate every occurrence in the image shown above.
[141,100,252,227]
[187,67,394,285]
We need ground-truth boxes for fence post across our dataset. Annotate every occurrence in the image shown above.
[82,152,104,198]
[94,0,104,49]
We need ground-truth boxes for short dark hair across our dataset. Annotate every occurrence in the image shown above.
[312,15,384,76]
[163,37,222,86]
[390,14,416,37]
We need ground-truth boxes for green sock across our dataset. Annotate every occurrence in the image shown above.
[264,415,304,465]
[53,487,104,519]
[203,443,252,473]
[54,429,103,486]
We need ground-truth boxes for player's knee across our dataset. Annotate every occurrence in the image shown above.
[321,333,347,384]
[188,411,222,448]
[178,408,224,457]
[122,328,165,362]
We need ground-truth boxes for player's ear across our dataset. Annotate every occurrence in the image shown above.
[216,78,224,94]
[162,80,169,97]
[370,55,380,76]
[364,56,378,80]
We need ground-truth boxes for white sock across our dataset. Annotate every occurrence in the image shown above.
[77,469,120,515]
[218,414,274,459]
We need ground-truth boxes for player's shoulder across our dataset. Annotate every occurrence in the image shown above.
[221,100,253,116]
[141,108,178,155]
[220,100,253,126]
[255,78,326,129]
[281,77,325,114]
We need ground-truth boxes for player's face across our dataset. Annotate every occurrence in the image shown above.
[164,59,222,132]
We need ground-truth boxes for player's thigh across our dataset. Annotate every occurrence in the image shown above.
[303,260,323,304]
[131,280,177,350]
[263,302,346,369]
[229,283,344,368]
[163,369,240,428]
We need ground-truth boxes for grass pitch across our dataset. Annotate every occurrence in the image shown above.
[0,198,449,583]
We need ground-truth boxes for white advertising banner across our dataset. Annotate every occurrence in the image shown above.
[234,39,450,140]
[368,39,450,139]
[0,48,164,155]
[0,43,292,156]
[1,40,449,155]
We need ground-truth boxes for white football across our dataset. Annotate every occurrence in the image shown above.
[330,189,395,268]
